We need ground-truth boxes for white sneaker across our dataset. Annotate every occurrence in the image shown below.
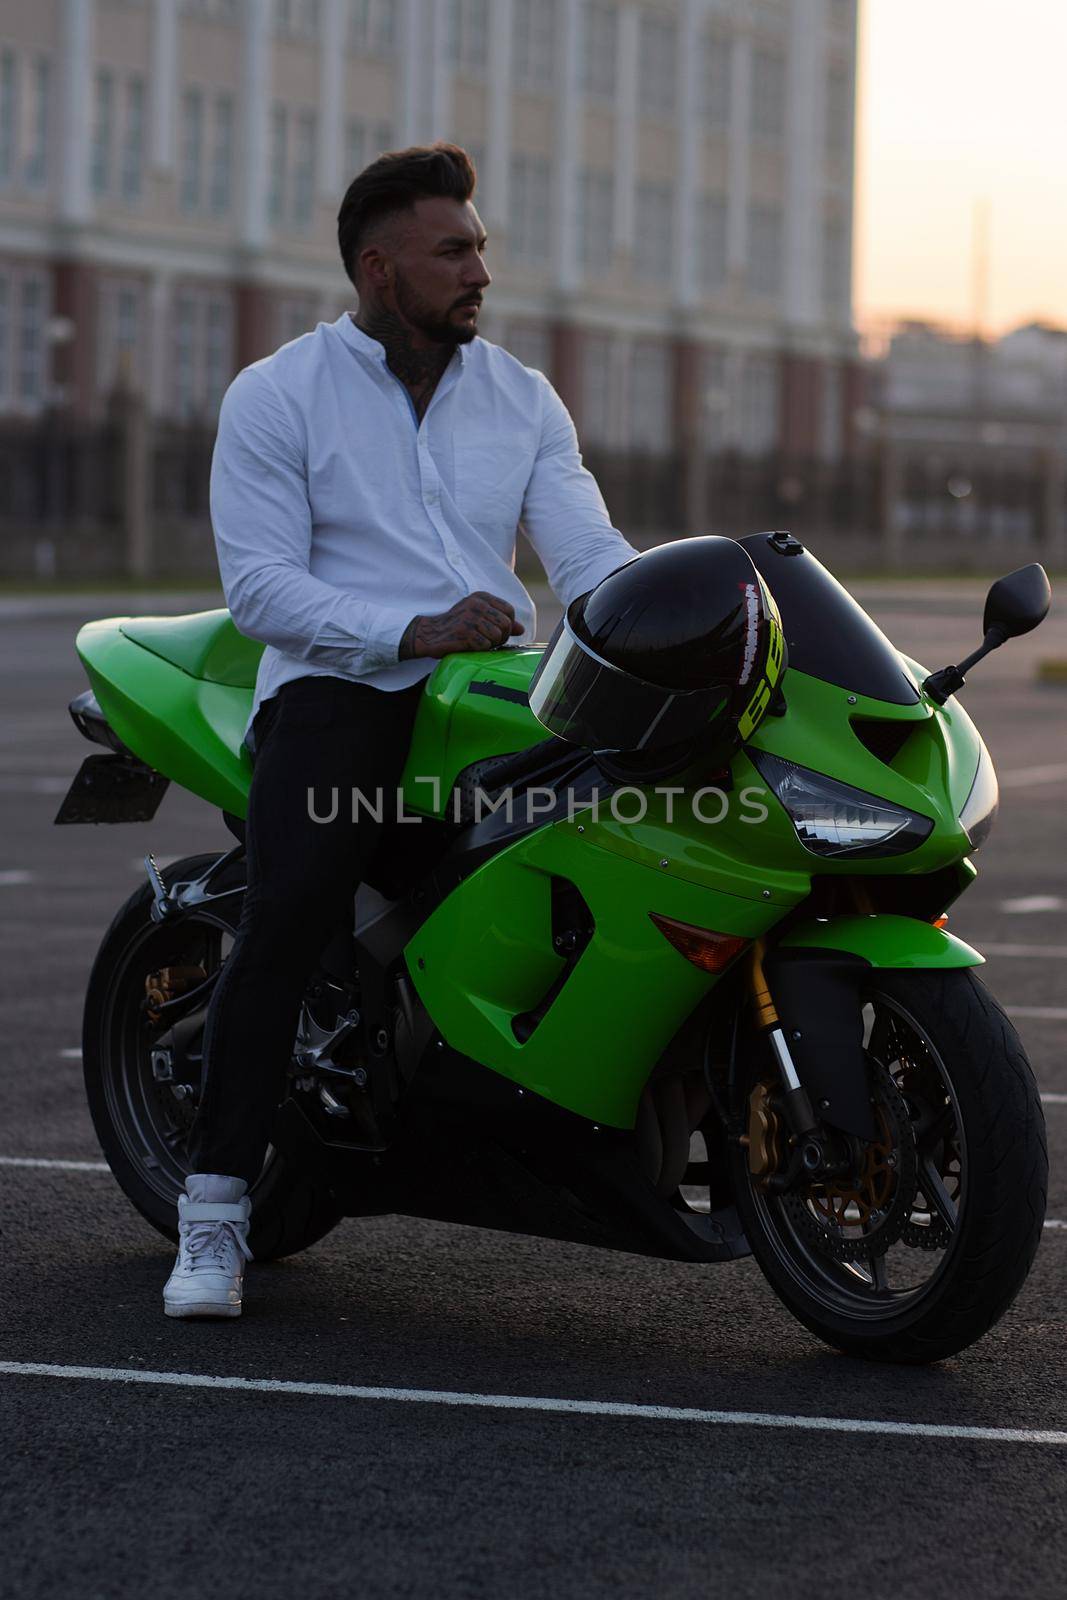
[163,1174,253,1319]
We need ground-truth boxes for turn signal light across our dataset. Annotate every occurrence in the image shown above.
[649,914,750,974]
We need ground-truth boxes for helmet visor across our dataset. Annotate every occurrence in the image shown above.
[528,616,729,753]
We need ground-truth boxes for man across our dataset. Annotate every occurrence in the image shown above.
[163,141,639,1319]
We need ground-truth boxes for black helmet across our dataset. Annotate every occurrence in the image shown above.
[528,536,786,779]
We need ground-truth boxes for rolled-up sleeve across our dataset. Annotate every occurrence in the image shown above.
[210,368,413,670]
[519,373,639,607]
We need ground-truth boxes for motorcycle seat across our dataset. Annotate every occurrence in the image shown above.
[119,608,263,689]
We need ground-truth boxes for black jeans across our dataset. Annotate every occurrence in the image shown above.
[188,673,426,1186]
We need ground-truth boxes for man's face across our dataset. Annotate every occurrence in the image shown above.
[364,196,492,346]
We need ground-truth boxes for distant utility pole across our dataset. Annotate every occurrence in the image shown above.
[971,198,991,415]
[971,197,991,340]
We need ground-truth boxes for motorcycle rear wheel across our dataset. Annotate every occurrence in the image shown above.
[730,967,1047,1363]
[82,851,344,1261]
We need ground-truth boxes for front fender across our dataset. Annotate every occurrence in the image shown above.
[759,916,982,1140]
[777,914,984,969]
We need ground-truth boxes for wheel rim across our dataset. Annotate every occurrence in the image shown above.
[97,905,274,1206]
[745,986,968,1322]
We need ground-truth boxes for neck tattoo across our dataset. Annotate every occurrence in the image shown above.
[351,309,454,420]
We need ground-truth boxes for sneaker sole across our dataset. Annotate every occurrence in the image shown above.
[164,1301,242,1319]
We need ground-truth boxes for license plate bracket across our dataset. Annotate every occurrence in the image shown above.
[54,754,171,825]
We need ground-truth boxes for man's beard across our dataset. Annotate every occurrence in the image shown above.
[394,270,478,346]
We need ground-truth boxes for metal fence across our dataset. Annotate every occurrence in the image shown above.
[1,406,1063,581]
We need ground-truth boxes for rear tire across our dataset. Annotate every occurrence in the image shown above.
[82,851,344,1261]
[731,967,1047,1363]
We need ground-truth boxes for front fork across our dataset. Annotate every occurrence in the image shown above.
[742,940,846,1191]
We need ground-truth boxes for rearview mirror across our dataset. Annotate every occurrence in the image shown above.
[983,564,1052,641]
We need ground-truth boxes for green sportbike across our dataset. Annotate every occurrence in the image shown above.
[59,532,1050,1363]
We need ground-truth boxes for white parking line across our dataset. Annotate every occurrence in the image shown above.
[1000,763,1067,789]
[1006,1006,1067,1021]
[0,1156,109,1172]
[58,1049,82,1059]
[0,870,34,886]
[1000,896,1065,914]
[984,943,1067,958]
[1042,1093,1067,1104]
[0,1361,1064,1445]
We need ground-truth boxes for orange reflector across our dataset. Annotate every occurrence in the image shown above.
[931,914,949,929]
[649,914,750,974]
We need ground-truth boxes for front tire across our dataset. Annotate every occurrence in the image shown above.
[731,968,1047,1363]
[82,851,344,1261]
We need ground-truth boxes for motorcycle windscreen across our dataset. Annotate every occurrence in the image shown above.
[739,533,920,706]
[528,617,727,753]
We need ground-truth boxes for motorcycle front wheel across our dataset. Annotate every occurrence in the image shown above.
[730,968,1047,1363]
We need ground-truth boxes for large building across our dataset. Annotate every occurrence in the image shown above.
[0,0,859,461]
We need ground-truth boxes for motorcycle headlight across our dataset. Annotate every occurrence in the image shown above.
[750,751,935,859]
[959,738,998,851]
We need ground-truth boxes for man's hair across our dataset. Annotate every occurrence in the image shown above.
[337,141,478,290]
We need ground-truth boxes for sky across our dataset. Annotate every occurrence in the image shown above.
[854,0,1067,338]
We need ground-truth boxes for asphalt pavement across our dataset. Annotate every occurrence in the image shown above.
[1,576,1066,1599]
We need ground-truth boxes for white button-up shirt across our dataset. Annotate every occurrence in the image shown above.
[209,312,640,730]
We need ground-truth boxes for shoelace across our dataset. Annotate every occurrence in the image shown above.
[180,1218,254,1272]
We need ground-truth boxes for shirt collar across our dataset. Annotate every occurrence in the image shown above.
[335,312,470,369]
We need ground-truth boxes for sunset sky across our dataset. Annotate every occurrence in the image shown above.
[854,0,1067,337]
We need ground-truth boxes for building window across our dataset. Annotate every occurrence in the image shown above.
[292,110,316,228]
[24,56,49,189]
[345,117,394,179]
[171,287,234,419]
[502,320,550,374]
[91,71,114,195]
[634,180,673,283]
[747,204,783,298]
[18,274,47,408]
[820,363,844,462]
[508,152,551,266]
[581,2,618,100]
[181,0,239,19]
[205,298,233,412]
[695,194,727,293]
[700,346,729,448]
[750,47,785,145]
[823,215,850,312]
[514,0,556,92]
[737,352,779,456]
[0,52,14,185]
[120,77,145,203]
[581,335,672,455]
[825,65,851,161]
[347,0,396,56]
[180,89,203,212]
[629,340,671,454]
[209,92,233,215]
[274,0,321,36]
[97,279,145,396]
[0,273,8,402]
[274,296,319,349]
[638,12,676,119]
[268,105,288,224]
[0,264,51,413]
[699,28,731,131]
[447,0,488,74]
[578,168,613,276]
[581,333,614,446]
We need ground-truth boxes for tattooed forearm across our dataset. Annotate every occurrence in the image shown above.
[398,616,422,661]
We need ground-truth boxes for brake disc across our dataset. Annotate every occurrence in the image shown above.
[781,1060,919,1263]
